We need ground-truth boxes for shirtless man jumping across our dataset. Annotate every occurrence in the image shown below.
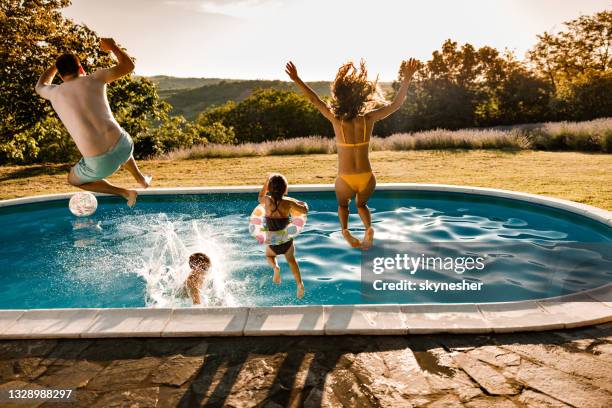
[36,38,151,206]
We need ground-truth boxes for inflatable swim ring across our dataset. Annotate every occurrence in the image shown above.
[248,204,307,245]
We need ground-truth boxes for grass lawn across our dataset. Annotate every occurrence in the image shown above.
[1,150,611,210]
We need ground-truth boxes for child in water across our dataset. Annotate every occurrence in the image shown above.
[184,252,210,305]
[258,174,309,299]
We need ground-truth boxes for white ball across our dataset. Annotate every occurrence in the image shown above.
[69,192,98,217]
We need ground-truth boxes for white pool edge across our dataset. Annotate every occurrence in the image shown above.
[0,183,610,338]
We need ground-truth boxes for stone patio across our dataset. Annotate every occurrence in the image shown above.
[0,324,611,407]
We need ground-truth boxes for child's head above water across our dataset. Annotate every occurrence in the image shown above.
[189,252,211,271]
[267,173,288,199]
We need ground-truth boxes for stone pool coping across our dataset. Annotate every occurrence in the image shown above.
[0,183,610,338]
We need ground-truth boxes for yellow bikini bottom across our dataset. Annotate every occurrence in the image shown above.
[339,172,373,192]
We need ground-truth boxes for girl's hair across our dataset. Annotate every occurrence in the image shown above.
[267,173,288,213]
[330,59,388,120]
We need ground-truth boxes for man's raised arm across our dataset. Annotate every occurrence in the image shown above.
[35,66,58,99]
[92,38,135,83]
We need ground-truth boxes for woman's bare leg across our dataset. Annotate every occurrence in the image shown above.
[335,176,360,248]
[284,245,304,299]
[68,168,137,207]
[357,174,377,250]
[122,156,151,188]
[265,246,281,284]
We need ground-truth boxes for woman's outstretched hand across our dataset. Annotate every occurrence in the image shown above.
[285,61,300,81]
[400,58,420,81]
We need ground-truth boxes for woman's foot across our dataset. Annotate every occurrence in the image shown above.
[124,190,138,207]
[361,227,375,251]
[138,175,152,189]
[296,282,305,299]
[342,229,361,248]
[272,265,281,284]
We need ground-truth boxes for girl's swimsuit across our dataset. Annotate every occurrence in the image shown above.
[337,116,373,192]
[265,216,294,255]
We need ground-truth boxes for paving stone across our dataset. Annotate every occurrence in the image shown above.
[0,340,57,359]
[502,343,612,392]
[344,350,414,406]
[517,390,571,407]
[0,380,46,408]
[592,343,612,362]
[0,359,17,381]
[467,346,521,368]
[38,360,103,389]
[150,354,205,386]
[515,360,611,408]
[40,339,93,367]
[78,339,145,361]
[86,356,161,391]
[219,354,286,407]
[374,342,433,396]
[14,357,48,380]
[427,394,463,408]
[464,396,519,407]
[156,386,190,408]
[326,368,377,408]
[90,387,159,408]
[454,353,521,395]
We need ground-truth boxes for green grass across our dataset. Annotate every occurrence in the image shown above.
[1,150,611,210]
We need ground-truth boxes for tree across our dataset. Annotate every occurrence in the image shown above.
[198,89,333,143]
[528,10,611,91]
[0,0,168,163]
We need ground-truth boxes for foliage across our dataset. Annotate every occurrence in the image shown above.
[0,0,167,163]
[197,89,333,143]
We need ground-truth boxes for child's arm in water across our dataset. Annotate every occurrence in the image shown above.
[367,58,419,122]
[91,38,136,83]
[186,272,203,305]
[285,61,335,121]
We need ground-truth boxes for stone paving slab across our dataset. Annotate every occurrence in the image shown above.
[162,307,247,337]
[245,306,325,335]
[82,308,172,338]
[1,324,610,407]
[2,310,100,339]
[538,294,612,329]
[477,301,565,333]
[402,304,491,334]
[324,305,406,335]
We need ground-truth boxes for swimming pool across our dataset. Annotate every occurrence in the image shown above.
[0,185,610,310]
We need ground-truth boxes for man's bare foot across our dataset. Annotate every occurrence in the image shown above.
[342,229,361,248]
[296,282,305,299]
[272,266,281,284]
[138,175,152,189]
[361,227,375,251]
[124,190,138,207]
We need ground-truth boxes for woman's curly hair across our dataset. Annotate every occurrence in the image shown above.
[329,59,388,120]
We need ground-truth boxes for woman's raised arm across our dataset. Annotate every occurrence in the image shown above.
[367,58,419,122]
[285,61,335,121]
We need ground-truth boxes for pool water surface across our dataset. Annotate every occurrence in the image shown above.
[0,190,610,309]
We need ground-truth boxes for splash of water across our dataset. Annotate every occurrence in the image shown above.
[133,214,242,307]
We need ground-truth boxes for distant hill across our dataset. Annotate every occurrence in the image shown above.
[147,76,394,120]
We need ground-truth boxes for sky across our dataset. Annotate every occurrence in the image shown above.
[62,0,611,80]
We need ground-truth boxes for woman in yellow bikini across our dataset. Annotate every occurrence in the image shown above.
[286,58,419,250]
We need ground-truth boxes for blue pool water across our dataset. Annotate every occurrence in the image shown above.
[0,190,610,309]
